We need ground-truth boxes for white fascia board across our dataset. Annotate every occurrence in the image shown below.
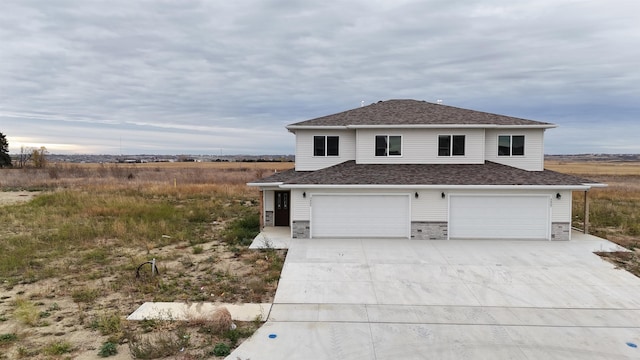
[279,184,592,191]
[246,182,283,187]
[497,124,557,129]
[286,125,349,131]
[346,124,557,129]
[347,124,494,129]
[585,183,608,188]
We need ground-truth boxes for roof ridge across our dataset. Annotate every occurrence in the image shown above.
[288,99,553,128]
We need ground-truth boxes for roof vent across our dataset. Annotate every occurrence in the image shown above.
[436,99,443,104]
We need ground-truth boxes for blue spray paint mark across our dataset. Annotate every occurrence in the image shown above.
[269,334,277,339]
[626,342,637,348]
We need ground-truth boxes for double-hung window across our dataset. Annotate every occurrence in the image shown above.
[375,135,402,156]
[498,135,525,156]
[313,136,339,156]
[438,135,465,156]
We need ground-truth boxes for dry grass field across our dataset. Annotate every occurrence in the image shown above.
[0,162,293,359]
[546,160,640,276]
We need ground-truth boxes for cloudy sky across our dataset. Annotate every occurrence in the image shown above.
[1,0,638,155]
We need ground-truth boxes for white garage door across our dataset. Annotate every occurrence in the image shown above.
[311,194,410,238]
[449,195,550,240]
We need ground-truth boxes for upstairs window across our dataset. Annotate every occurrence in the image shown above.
[314,136,339,156]
[498,135,525,156]
[375,135,402,156]
[438,135,465,156]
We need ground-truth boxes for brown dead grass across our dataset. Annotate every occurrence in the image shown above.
[0,162,291,359]
[0,161,294,190]
[547,160,640,277]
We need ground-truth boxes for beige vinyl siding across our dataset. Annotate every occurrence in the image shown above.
[551,190,572,222]
[412,190,448,221]
[485,129,545,171]
[294,130,356,171]
[291,189,309,220]
[264,191,274,212]
[355,128,485,164]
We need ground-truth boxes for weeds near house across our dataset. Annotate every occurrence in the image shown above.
[91,312,123,337]
[98,341,118,357]
[42,340,73,355]
[192,245,204,254]
[13,298,39,326]
[127,327,190,359]
[0,333,18,346]
[222,213,260,246]
[72,287,101,304]
[0,162,290,357]
[211,342,231,356]
[547,160,640,276]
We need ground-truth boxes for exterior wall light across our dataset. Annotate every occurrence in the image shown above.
[303,192,306,198]
[556,193,561,200]
[441,192,446,199]
[415,192,419,199]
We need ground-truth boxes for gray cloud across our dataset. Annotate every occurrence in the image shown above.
[1,0,639,154]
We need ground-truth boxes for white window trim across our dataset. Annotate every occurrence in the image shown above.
[437,134,466,157]
[375,135,403,157]
[497,135,525,157]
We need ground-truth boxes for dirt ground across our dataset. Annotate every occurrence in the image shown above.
[0,191,39,206]
[0,192,284,359]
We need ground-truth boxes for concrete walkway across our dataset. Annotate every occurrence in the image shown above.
[127,302,271,321]
[249,226,292,249]
[229,235,640,359]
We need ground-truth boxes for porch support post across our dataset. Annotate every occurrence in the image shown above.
[259,190,264,229]
[584,190,589,234]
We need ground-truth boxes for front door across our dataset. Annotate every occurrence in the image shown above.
[274,191,290,226]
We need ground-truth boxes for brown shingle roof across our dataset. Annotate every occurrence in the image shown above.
[278,161,596,186]
[288,99,553,127]
[249,168,309,184]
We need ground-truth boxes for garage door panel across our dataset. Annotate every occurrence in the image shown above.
[311,195,410,238]
[450,196,550,240]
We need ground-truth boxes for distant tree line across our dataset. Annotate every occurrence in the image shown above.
[0,132,10,168]
[0,131,48,168]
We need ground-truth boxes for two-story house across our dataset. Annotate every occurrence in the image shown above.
[248,99,602,241]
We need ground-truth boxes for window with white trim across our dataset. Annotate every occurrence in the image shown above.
[313,136,339,156]
[438,135,465,156]
[498,135,525,156]
[375,135,402,156]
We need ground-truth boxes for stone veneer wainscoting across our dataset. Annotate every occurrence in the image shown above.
[411,222,448,240]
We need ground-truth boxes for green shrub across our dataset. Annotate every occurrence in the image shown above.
[211,342,230,356]
[0,333,18,345]
[98,341,118,357]
[222,213,260,246]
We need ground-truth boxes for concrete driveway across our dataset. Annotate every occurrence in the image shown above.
[229,234,640,359]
